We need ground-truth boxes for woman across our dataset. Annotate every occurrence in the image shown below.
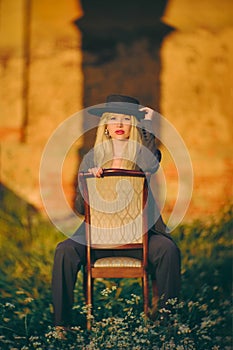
[52,94,181,332]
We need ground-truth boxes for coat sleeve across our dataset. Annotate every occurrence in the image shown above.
[139,120,157,150]
[137,120,161,173]
[74,149,95,215]
[74,187,85,215]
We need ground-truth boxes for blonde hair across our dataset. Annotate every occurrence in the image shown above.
[94,112,142,169]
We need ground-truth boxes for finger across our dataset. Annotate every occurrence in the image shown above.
[88,168,97,176]
[140,107,154,120]
[96,168,103,177]
[139,107,148,112]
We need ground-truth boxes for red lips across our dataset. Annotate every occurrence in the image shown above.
[115,130,125,135]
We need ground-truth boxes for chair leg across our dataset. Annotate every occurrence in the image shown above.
[143,273,149,316]
[86,272,92,330]
[83,267,87,303]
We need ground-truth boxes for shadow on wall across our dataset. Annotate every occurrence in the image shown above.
[73,0,174,166]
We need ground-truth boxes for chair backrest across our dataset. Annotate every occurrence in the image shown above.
[79,169,150,248]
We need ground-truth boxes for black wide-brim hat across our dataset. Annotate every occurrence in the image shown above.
[88,94,146,120]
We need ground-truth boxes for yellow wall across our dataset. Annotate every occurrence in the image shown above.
[0,0,232,225]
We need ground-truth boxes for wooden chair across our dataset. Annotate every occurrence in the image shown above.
[79,169,155,328]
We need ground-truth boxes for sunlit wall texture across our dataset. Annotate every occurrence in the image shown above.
[0,0,232,224]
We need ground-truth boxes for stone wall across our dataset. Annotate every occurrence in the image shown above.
[0,0,83,208]
[160,0,233,220]
[0,0,232,226]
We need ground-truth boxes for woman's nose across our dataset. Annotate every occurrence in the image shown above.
[117,119,123,127]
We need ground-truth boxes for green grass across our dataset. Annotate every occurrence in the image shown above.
[0,185,232,349]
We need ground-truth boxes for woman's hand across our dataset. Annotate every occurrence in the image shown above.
[139,107,156,120]
[88,167,103,178]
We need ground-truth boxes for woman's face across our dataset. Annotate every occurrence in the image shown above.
[106,113,132,140]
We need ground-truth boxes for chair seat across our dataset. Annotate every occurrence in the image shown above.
[94,256,142,268]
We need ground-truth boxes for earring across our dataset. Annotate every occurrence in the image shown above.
[104,128,110,137]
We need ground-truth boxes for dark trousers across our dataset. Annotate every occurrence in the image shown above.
[52,223,181,326]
